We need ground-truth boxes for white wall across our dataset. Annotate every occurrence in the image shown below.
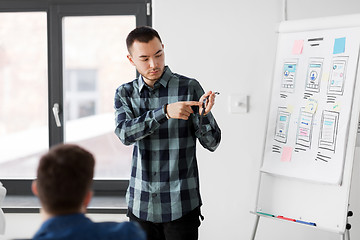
[3,1,360,239]
[152,0,360,239]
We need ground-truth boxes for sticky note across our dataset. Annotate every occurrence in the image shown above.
[333,102,341,112]
[292,40,304,55]
[304,98,318,114]
[321,72,329,82]
[281,146,293,162]
[333,37,346,54]
[286,105,294,113]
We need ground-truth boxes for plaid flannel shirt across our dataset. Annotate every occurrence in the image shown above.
[114,66,221,223]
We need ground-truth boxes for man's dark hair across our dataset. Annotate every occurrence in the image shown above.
[126,26,162,52]
[36,144,95,215]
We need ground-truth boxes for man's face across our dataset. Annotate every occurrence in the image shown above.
[127,37,165,87]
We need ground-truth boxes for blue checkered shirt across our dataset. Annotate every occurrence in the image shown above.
[114,66,221,223]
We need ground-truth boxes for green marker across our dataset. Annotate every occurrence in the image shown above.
[257,211,274,217]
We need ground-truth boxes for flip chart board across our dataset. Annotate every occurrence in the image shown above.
[255,14,360,234]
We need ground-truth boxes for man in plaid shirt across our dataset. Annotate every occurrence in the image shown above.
[114,26,221,240]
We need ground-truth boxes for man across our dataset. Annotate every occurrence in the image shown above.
[114,26,221,240]
[32,144,145,240]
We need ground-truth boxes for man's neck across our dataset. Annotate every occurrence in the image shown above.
[40,208,55,221]
[41,208,84,221]
[142,76,159,89]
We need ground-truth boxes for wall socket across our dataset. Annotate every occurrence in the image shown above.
[228,94,249,113]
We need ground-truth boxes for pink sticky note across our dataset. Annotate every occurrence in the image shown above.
[281,146,293,162]
[292,40,304,55]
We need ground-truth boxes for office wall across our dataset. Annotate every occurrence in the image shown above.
[3,1,360,239]
[152,0,360,239]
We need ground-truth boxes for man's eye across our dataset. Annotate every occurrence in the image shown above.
[142,58,148,61]
[155,54,162,58]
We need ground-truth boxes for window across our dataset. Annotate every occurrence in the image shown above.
[0,0,151,200]
[63,16,136,179]
[65,69,98,121]
[0,12,48,179]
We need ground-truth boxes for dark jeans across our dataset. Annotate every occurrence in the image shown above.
[128,207,202,240]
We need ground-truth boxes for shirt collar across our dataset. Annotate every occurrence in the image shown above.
[138,66,172,92]
[34,213,87,236]
[42,213,86,226]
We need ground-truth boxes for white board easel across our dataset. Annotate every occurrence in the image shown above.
[251,14,360,240]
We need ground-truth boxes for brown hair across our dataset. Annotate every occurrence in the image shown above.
[126,26,162,53]
[36,144,95,215]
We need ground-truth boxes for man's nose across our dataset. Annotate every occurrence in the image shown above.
[149,58,157,68]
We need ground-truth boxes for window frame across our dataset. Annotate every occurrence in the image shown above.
[0,0,151,207]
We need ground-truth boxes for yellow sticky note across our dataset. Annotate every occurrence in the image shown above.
[321,72,329,83]
[287,105,294,113]
[333,102,341,112]
[304,98,318,114]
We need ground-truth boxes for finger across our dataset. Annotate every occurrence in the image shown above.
[204,94,216,114]
[204,91,212,99]
[184,101,202,106]
[179,113,190,120]
[202,93,214,107]
[182,106,194,115]
[179,103,195,114]
[199,91,211,102]
[209,93,216,104]
[204,90,212,97]
[205,102,213,113]
[176,103,193,116]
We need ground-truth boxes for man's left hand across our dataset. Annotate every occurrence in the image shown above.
[199,91,217,115]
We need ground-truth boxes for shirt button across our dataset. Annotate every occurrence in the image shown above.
[154,172,157,176]
[152,193,157,197]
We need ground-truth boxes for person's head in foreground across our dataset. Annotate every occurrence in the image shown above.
[32,144,94,217]
[32,144,145,240]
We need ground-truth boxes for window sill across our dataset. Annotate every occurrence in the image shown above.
[2,195,127,214]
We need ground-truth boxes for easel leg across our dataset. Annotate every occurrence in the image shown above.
[341,229,350,240]
[345,229,350,240]
[250,215,260,240]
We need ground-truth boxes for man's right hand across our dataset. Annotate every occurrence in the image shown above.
[166,101,202,120]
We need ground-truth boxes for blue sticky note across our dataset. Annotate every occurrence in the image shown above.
[333,37,346,54]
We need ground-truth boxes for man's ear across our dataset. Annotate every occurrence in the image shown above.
[83,191,93,208]
[31,180,38,196]
[127,54,136,66]
[80,190,93,213]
